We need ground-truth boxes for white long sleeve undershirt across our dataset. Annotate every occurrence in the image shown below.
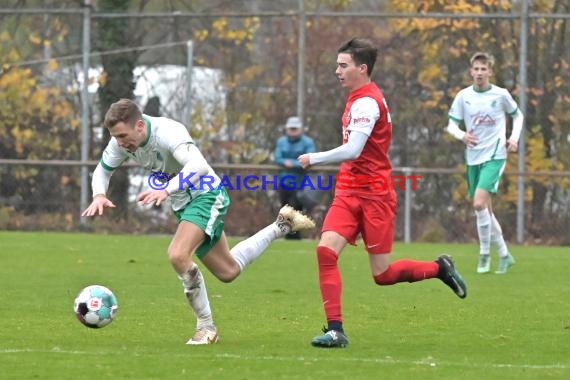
[509,108,524,142]
[446,119,466,141]
[309,131,369,166]
[90,143,209,198]
[446,108,524,143]
[164,144,209,195]
[91,163,113,197]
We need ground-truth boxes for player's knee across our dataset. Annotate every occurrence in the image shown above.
[215,273,235,283]
[473,193,490,211]
[317,245,338,266]
[212,265,240,283]
[473,201,486,211]
[168,248,187,269]
[373,267,395,285]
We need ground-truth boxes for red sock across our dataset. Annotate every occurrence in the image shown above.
[316,246,342,323]
[374,259,439,285]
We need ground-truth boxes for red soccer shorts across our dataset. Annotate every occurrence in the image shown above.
[321,192,397,254]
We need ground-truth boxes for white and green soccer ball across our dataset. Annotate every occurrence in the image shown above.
[73,285,118,328]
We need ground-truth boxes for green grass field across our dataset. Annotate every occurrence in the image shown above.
[1,231,569,379]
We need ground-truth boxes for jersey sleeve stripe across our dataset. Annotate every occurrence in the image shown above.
[99,159,117,171]
[448,114,462,123]
[508,107,519,116]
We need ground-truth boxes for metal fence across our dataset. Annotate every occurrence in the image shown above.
[1,160,568,245]
[1,1,569,244]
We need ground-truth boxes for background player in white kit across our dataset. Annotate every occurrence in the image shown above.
[446,52,524,274]
[82,99,314,344]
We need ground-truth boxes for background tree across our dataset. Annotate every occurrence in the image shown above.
[385,0,570,240]
[1,0,567,240]
[0,7,80,222]
[94,0,138,220]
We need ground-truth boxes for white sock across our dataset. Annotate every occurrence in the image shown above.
[491,214,509,258]
[179,263,214,329]
[230,224,282,271]
[475,208,491,255]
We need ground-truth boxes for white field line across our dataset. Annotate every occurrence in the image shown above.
[1,348,569,370]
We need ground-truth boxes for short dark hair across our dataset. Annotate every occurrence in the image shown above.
[470,52,495,69]
[104,99,142,129]
[337,38,378,76]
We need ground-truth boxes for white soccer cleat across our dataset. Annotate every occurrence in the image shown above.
[186,326,219,345]
[276,205,316,233]
[476,254,491,274]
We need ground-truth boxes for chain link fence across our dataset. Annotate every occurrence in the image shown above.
[1,1,569,244]
[1,161,568,245]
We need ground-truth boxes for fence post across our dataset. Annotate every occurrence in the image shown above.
[517,0,529,244]
[403,167,412,244]
[79,0,91,223]
[185,40,194,129]
[297,0,306,122]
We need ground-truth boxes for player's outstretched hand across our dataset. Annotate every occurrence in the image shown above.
[81,195,116,217]
[506,138,518,153]
[298,154,311,169]
[463,131,478,148]
[136,189,169,207]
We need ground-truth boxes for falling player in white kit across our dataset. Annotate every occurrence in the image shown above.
[446,52,524,274]
[82,99,315,344]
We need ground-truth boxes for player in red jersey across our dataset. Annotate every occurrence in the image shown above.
[298,38,468,348]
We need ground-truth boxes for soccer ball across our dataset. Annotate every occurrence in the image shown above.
[73,285,118,328]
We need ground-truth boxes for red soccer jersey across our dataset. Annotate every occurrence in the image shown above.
[335,82,393,197]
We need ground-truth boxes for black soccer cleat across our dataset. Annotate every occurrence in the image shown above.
[436,254,467,299]
[311,327,349,348]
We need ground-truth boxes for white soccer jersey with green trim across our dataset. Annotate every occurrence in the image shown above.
[99,115,221,211]
[448,84,519,165]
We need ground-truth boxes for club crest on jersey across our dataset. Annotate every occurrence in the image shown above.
[472,112,495,127]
